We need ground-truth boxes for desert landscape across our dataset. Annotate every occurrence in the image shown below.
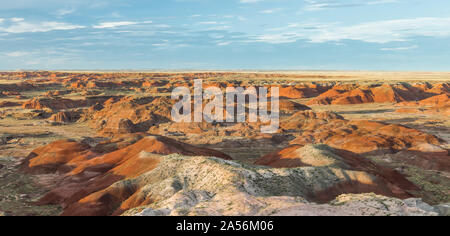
[0,71,448,216]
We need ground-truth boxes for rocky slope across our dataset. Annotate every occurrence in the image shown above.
[118,154,446,216]
[22,135,232,216]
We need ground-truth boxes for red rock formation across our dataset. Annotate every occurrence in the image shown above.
[91,96,174,135]
[279,86,306,99]
[22,96,117,110]
[418,94,449,106]
[281,111,445,155]
[23,135,232,216]
[307,83,446,105]
[395,94,450,116]
[24,140,92,173]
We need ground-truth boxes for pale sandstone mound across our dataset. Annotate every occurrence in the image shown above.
[108,155,439,216]
[255,144,418,199]
[132,192,439,216]
[255,144,356,168]
[23,136,232,216]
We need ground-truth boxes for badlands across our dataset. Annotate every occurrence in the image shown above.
[0,71,449,216]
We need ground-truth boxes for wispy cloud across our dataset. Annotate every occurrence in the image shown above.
[260,8,283,14]
[92,21,152,29]
[311,17,450,43]
[239,0,264,3]
[10,17,24,22]
[0,19,85,33]
[381,45,418,51]
[55,8,76,17]
[304,0,398,11]
[4,51,31,57]
[217,41,231,46]
[249,17,450,44]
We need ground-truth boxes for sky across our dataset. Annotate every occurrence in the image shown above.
[0,0,449,71]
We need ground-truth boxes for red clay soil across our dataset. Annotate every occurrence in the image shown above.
[281,111,445,155]
[279,86,308,99]
[23,135,232,216]
[307,83,448,105]
[24,140,93,174]
[395,94,450,116]
[91,96,174,134]
[419,94,450,106]
[398,94,449,107]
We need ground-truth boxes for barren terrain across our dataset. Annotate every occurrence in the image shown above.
[0,71,449,216]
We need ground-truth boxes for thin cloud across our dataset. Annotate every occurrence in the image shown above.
[92,21,152,29]
[304,0,398,11]
[217,41,231,46]
[55,8,76,17]
[93,21,138,29]
[249,17,450,44]
[0,20,85,33]
[381,45,418,51]
[239,0,264,3]
[10,17,25,22]
[260,8,283,14]
[5,51,31,57]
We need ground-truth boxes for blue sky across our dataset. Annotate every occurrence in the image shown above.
[0,0,449,71]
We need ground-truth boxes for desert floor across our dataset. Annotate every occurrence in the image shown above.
[0,71,448,216]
